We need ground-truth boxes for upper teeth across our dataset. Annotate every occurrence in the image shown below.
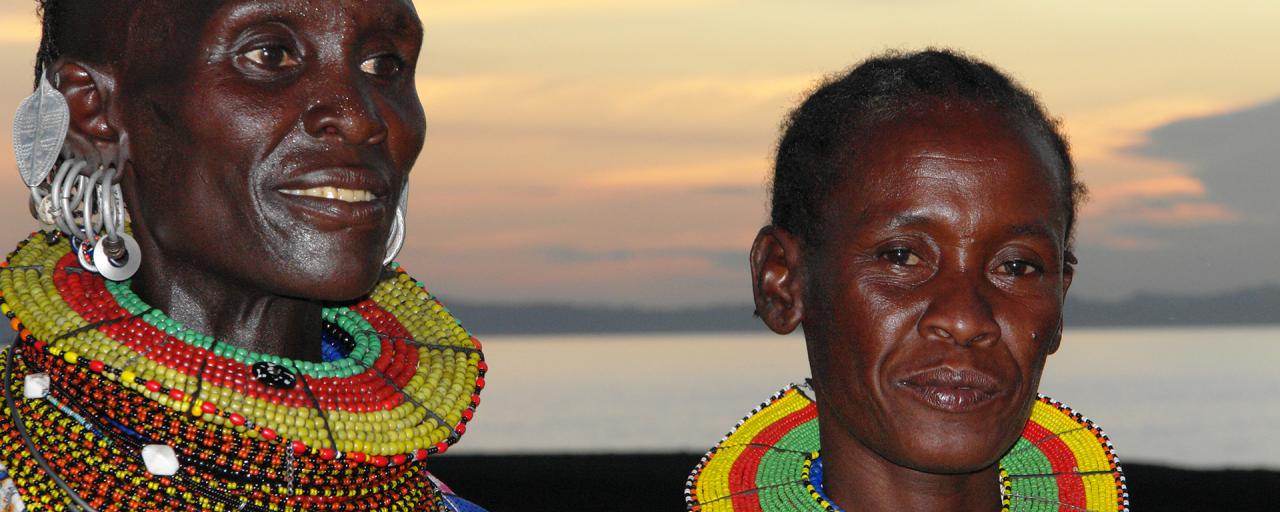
[280,187,376,202]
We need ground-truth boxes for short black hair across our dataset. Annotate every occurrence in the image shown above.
[33,0,178,89]
[770,49,1085,248]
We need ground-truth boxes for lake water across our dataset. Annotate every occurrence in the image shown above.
[4,324,1275,468]
[456,326,1280,469]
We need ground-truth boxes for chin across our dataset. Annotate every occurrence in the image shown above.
[890,431,1011,475]
[882,403,1030,475]
[282,252,388,302]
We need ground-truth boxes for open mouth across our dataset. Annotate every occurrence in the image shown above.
[279,186,379,203]
[896,367,1000,412]
[275,187,387,230]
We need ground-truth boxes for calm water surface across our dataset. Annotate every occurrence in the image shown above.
[458,326,1280,469]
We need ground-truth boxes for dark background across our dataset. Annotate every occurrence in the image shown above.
[432,454,1280,511]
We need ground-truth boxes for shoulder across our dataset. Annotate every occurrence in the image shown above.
[443,494,488,512]
[686,382,819,511]
[427,471,488,512]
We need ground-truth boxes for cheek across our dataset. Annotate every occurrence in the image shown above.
[192,94,291,151]
[382,94,426,170]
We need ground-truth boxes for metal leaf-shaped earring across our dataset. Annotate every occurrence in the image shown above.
[13,67,69,190]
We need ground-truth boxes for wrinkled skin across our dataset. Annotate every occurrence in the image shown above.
[750,103,1074,511]
[53,0,426,360]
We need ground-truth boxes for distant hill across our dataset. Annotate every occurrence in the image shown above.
[444,285,1280,335]
[1062,285,1280,327]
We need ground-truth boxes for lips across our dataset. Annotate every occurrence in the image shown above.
[271,166,395,230]
[896,367,1000,413]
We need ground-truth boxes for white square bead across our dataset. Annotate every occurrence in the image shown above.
[22,373,50,399]
[141,444,181,476]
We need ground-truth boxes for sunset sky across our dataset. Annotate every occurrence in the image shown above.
[1,1,1277,307]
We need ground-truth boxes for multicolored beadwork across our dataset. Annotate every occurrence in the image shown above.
[685,382,1129,512]
[0,231,487,511]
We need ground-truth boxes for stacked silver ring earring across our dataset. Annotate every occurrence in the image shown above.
[13,68,141,281]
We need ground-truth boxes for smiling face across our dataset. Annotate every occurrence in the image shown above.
[793,103,1073,473]
[121,0,426,300]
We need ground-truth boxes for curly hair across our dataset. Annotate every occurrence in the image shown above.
[770,49,1086,248]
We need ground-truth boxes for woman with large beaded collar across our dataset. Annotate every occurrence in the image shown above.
[685,50,1127,512]
[1,1,487,510]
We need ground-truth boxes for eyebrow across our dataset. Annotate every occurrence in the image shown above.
[886,214,931,230]
[1007,223,1055,239]
[374,10,423,37]
[885,215,1057,239]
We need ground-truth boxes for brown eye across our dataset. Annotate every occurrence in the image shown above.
[360,55,404,77]
[999,260,1041,276]
[880,248,921,266]
[243,46,299,69]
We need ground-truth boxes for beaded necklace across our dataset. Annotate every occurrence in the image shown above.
[685,382,1129,512]
[0,231,486,511]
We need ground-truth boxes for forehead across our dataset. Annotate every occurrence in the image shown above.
[128,0,420,52]
[194,0,422,43]
[822,105,1068,235]
[121,0,420,88]
[849,105,1064,201]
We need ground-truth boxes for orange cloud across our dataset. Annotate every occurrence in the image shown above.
[415,0,717,22]
[577,158,767,190]
[1129,202,1241,226]
[1088,175,1204,206]
[0,15,39,43]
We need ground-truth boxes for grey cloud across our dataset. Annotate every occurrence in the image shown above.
[1126,98,1280,220]
[1073,97,1280,300]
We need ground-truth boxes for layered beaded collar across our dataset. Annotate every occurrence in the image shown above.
[0,231,486,510]
[685,382,1129,512]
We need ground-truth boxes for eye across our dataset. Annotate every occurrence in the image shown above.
[879,248,921,266]
[998,260,1041,276]
[242,45,300,69]
[360,55,404,77]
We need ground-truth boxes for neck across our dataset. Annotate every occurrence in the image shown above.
[819,417,1001,512]
[131,254,324,363]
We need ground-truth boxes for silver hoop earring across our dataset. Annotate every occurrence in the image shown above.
[382,183,409,266]
[93,168,139,281]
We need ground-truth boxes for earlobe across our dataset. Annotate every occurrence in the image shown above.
[749,226,806,335]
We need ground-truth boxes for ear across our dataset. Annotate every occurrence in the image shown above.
[53,61,127,168]
[750,225,806,335]
[1062,249,1076,297]
[1049,250,1076,355]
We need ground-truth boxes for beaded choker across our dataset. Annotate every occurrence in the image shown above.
[685,382,1129,512]
[0,231,486,511]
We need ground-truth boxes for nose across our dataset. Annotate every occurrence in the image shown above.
[917,272,1000,347]
[302,71,388,146]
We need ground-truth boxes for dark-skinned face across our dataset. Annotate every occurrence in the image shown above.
[122,0,426,301]
[788,105,1072,474]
